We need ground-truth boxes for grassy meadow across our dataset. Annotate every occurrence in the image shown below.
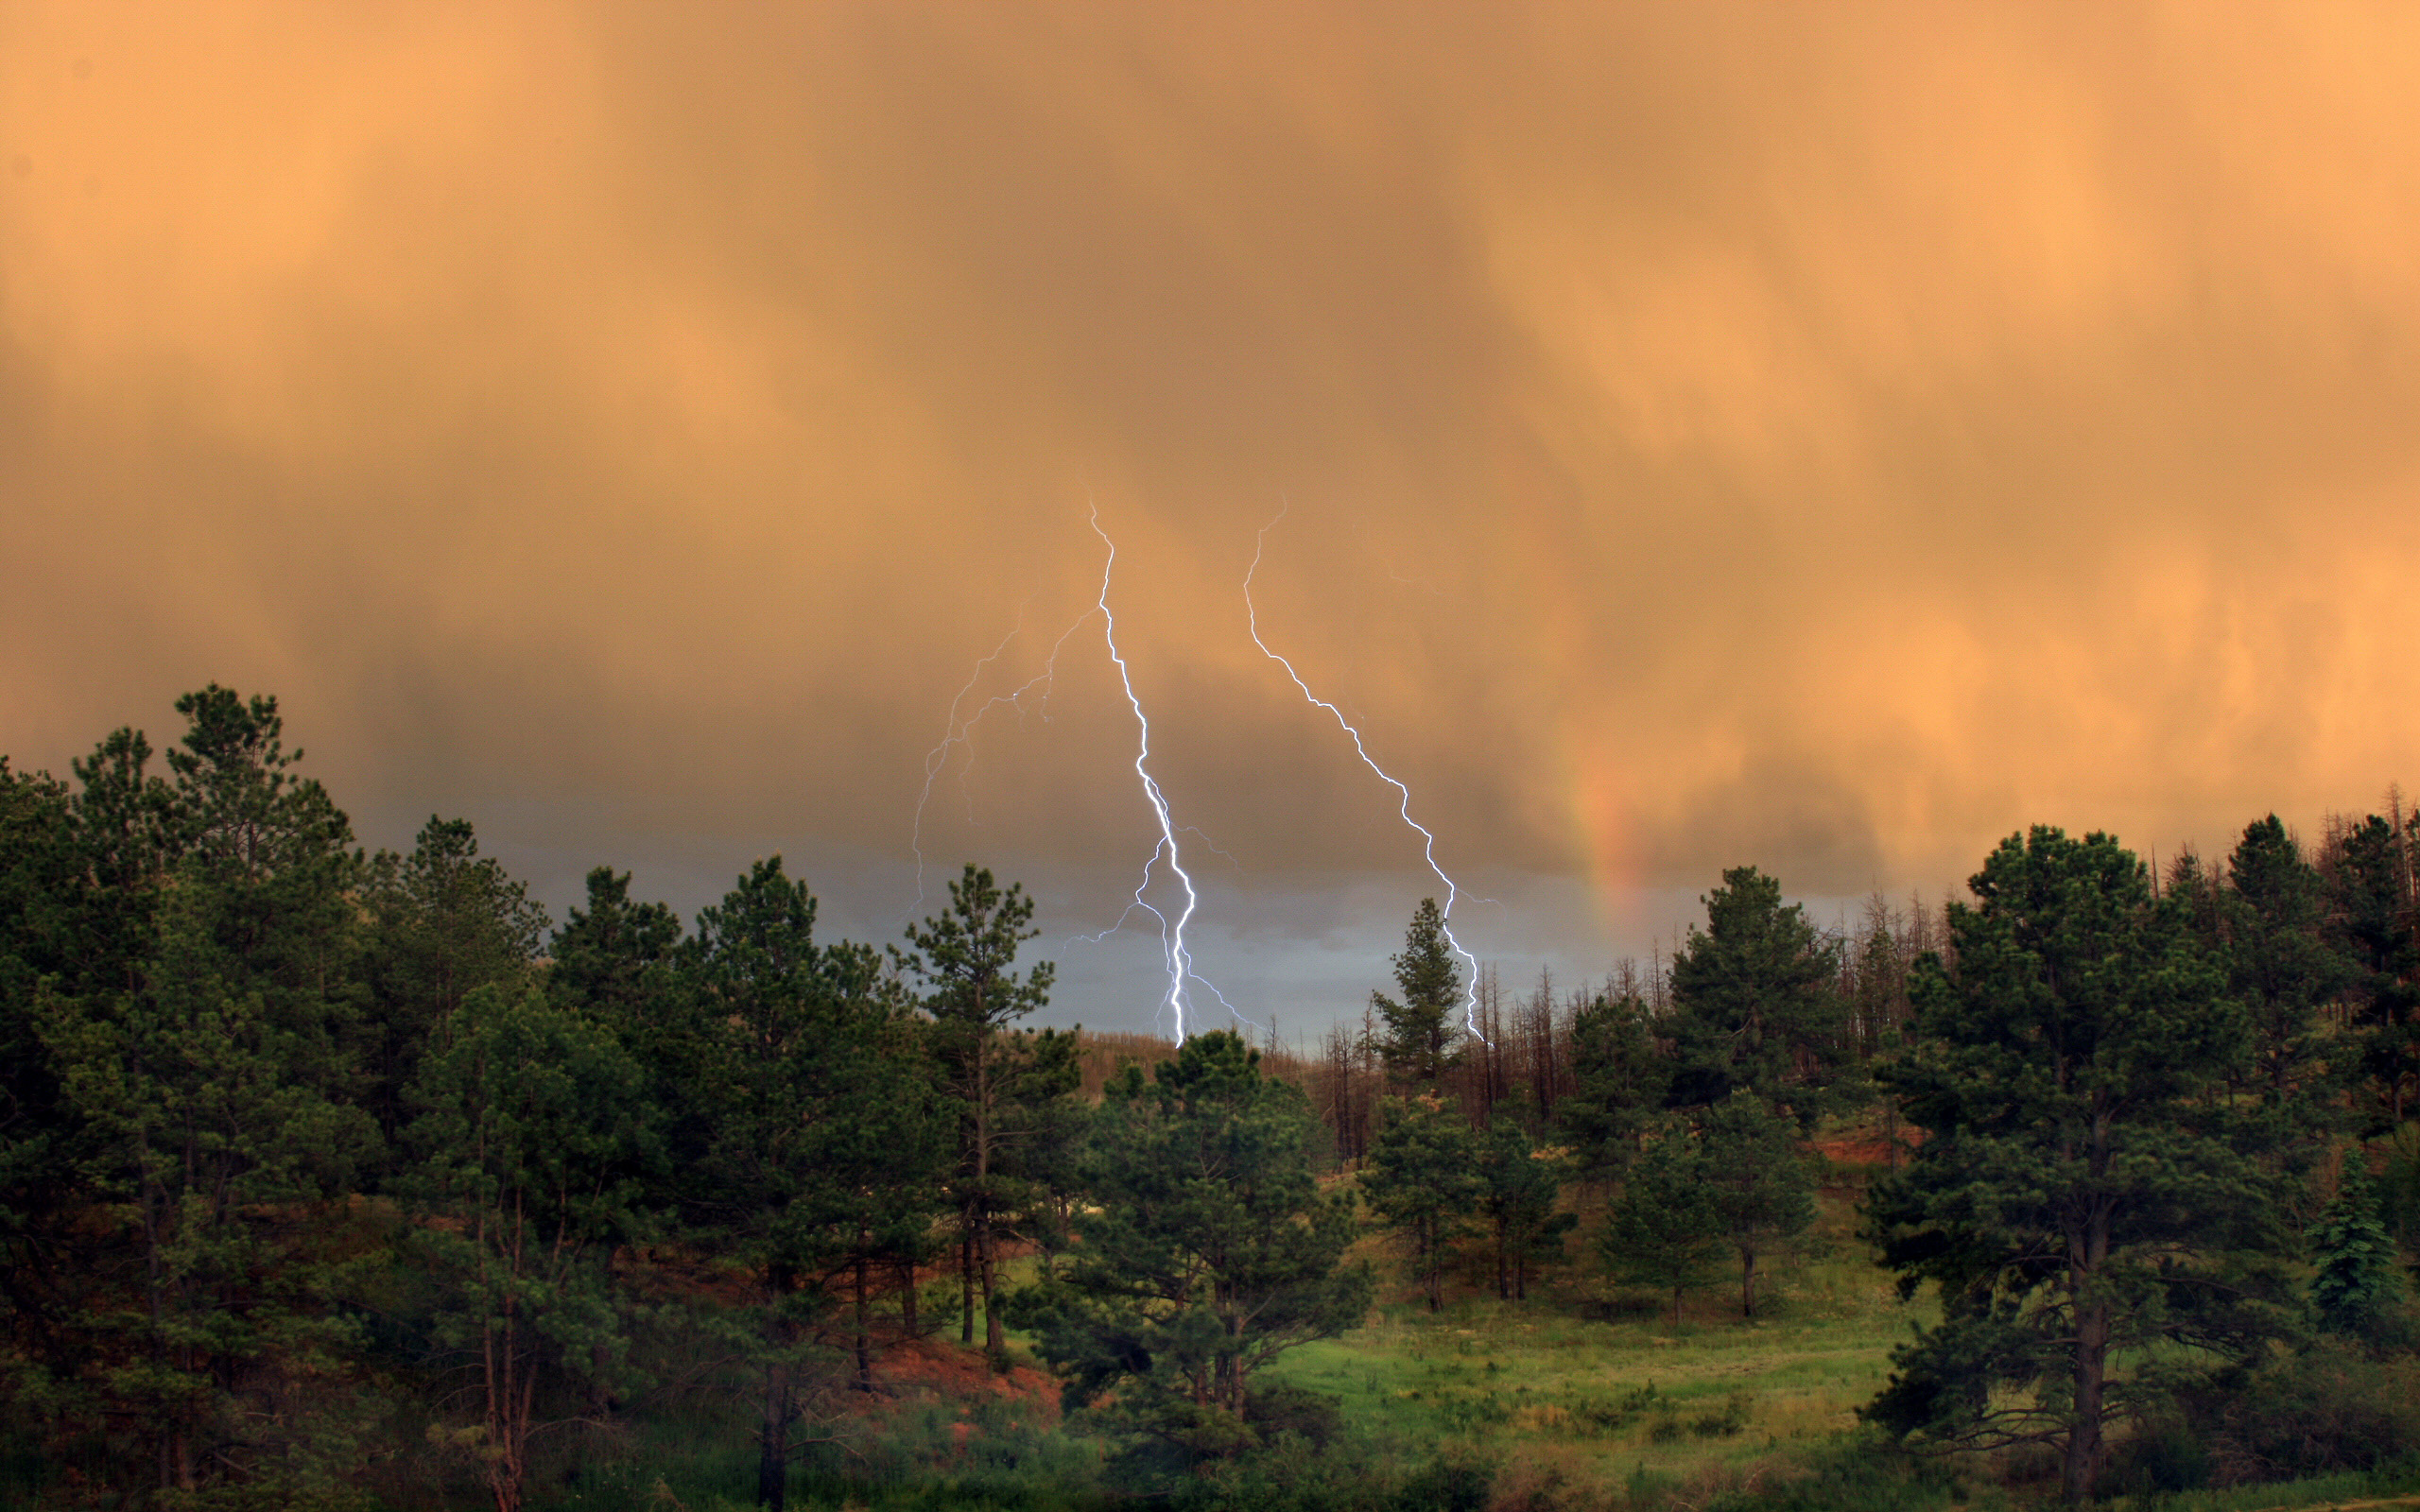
[1262,1166,1918,1487]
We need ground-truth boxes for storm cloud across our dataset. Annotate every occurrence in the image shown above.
[8,3,2419,1029]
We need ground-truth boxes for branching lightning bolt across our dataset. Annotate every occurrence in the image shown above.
[908,509,1248,1042]
[1087,506,1249,1042]
[1245,509,1490,1044]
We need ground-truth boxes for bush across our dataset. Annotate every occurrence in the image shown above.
[1243,1381,1344,1449]
[1174,1438,1494,1512]
[2190,1341,2420,1486]
[1389,1451,1495,1512]
[2103,1415,2216,1497]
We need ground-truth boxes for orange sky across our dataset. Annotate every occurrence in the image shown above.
[8,3,2420,1030]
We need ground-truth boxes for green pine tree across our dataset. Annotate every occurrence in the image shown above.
[1477,1121,1574,1301]
[1557,990,1668,1179]
[891,864,1056,1361]
[32,688,380,1503]
[2311,1154,2402,1336]
[1600,1116,1722,1329]
[1666,867,1852,1120]
[680,856,946,1509]
[1866,827,2296,1506]
[1007,1031,1369,1466]
[1362,1093,1481,1313]
[359,816,550,1153]
[403,983,652,1512]
[1698,1092,1814,1318]
[1370,898,1464,1088]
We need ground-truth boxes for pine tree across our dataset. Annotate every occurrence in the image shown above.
[2223,816,2352,1179]
[0,761,81,1372]
[1009,1032,1369,1464]
[891,864,1056,1361]
[1600,1117,1722,1328]
[360,816,551,1152]
[1557,990,1668,1179]
[1697,1092,1813,1318]
[1370,898,1463,1089]
[33,688,380,1500]
[404,984,652,1512]
[2310,1154,2402,1336]
[1866,827,2295,1506]
[1362,1093,1481,1312]
[1476,1122,1574,1300]
[1666,867,1851,1120]
[680,857,945,1506]
[2328,814,2420,1125]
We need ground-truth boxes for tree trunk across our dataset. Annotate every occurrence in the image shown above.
[2063,1292,2110,1505]
[756,1366,791,1511]
[900,1258,920,1337]
[1740,1245,1757,1318]
[959,1221,976,1346]
[1495,1221,1510,1300]
[854,1245,873,1391]
[978,1211,1003,1358]
[2063,1113,2115,1507]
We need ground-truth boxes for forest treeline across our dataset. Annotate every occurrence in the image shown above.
[7,687,2420,1509]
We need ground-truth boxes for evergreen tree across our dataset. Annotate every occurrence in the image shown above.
[26,688,381,1502]
[2327,814,2420,1126]
[0,761,82,1382]
[680,857,946,1506]
[404,983,652,1512]
[1666,867,1851,1121]
[891,864,1055,1360]
[2310,1155,2402,1336]
[547,867,689,1201]
[1008,1032,1369,1463]
[1362,1094,1481,1313]
[1476,1122,1574,1300]
[1557,990,1668,1179]
[43,866,379,1500]
[1600,1117,1722,1329]
[1866,827,2295,1506]
[160,687,360,1018]
[548,866,683,1026]
[1370,898,1463,1088]
[62,726,178,1000]
[1697,1092,1814,1318]
[2225,816,2352,1177]
[360,816,550,1152]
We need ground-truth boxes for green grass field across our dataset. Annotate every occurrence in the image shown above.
[1231,1171,1935,1506]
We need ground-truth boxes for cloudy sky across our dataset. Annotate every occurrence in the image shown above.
[8,3,2419,1037]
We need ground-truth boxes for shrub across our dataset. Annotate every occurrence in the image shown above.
[2194,1341,2420,1486]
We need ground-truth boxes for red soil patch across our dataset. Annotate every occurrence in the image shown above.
[1810,1125,1925,1177]
[872,1336,1060,1418]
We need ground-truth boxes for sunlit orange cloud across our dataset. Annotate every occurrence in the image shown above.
[9,2,2420,1024]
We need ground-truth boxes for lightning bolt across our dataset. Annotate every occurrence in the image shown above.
[1244,508,1489,1044]
[1088,505,1246,1042]
[908,610,1098,921]
[908,509,1246,1041]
